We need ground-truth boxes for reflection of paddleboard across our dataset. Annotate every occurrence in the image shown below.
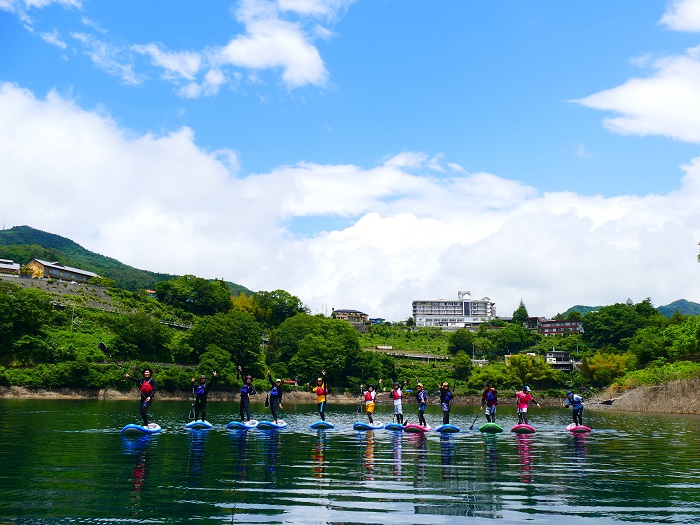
[511,424,536,434]
[122,423,162,435]
[353,421,384,431]
[435,424,461,433]
[185,420,213,429]
[479,423,504,434]
[566,423,592,433]
[257,420,288,430]
[310,420,335,430]
[384,422,405,431]
[226,419,259,430]
[404,423,431,433]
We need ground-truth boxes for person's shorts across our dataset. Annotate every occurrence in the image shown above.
[393,403,403,415]
[418,403,427,411]
[366,401,375,414]
[517,407,528,414]
[485,405,497,416]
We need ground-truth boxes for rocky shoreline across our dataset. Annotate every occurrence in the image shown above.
[4,382,698,414]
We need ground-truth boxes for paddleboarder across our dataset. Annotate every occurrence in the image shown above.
[563,390,584,426]
[480,385,499,423]
[515,386,541,425]
[267,370,284,424]
[191,371,217,421]
[440,381,454,424]
[237,366,257,422]
[415,379,428,427]
[388,380,407,424]
[361,381,381,424]
[307,371,329,421]
[125,368,156,426]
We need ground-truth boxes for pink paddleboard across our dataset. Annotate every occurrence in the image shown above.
[511,423,536,434]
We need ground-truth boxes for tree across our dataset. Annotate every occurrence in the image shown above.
[252,289,309,328]
[582,300,666,351]
[512,300,529,325]
[451,350,473,378]
[506,353,560,388]
[580,351,633,386]
[156,275,231,316]
[488,323,541,356]
[447,328,475,355]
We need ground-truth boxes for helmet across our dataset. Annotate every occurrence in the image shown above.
[417,383,423,388]
[275,378,282,383]
[200,375,206,379]
[566,390,573,396]
[524,386,531,392]
[317,377,323,382]
[246,375,252,380]
[393,382,399,387]
[483,382,489,387]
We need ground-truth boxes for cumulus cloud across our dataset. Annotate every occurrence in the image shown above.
[660,0,700,32]
[132,44,202,81]
[71,32,143,85]
[2,83,699,320]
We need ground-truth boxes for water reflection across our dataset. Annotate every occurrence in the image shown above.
[391,431,403,480]
[313,430,327,479]
[407,432,428,486]
[121,435,153,515]
[357,431,376,480]
[515,435,533,483]
[439,435,455,481]
[484,434,500,481]
[263,431,281,484]
[185,428,208,486]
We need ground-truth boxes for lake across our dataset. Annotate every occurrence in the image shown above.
[1,398,699,524]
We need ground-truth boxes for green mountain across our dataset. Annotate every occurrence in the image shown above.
[563,305,604,317]
[0,225,251,295]
[657,299,700,317]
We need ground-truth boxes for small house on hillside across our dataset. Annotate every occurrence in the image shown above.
[25,259,99,283]
[0,259,20,276]
[333,309,369,323]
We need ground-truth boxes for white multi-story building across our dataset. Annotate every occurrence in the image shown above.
[412,291,496,329]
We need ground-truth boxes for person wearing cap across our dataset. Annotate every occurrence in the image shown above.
[389,379,407,424]
[515,385,541,425]
[481,384,499,423]
[191,371,217,421]
[361,381,381,423]
[563,390,584,426]
[415,377,428,427]
[267,370,284,424]
[237,366,257,422]
[307,370,329,421]
[440,381,454,424]
[125,368,156,426]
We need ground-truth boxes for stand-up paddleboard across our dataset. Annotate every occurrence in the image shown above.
[435,424,461,433]
[566,423,592,433]
[384,422,405,431]
[479,423,504,434]
[226,419,259,430]
[511,424,536,434]
[122,423,162,435]
[257,419,288,430]
[310,420,335,430]
[185,420,213,430]
[404,423,431,433]
[353,421,384,431]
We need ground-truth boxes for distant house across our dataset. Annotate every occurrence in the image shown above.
[546,350,577,372]
[333,309,369,323]
[369,317,386,325]
[0,259,20,276]
[24,259,99,283]
[525,316,583,336]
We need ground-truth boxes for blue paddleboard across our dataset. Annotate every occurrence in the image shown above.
[353,421,384,431]
[257,419,288,430]
[310,420,335,430]
[435,424,461,433]
[384,422,405,431]
[226,419,259,430]
[185,420,213,430]
[121,423,162,435]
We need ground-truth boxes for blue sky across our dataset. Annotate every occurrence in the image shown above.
[2,0,700,320]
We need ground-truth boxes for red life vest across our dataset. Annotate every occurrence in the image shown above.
[364,391,374,401]
[140,380,154,395]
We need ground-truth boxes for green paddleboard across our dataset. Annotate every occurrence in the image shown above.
[478,423,504,434]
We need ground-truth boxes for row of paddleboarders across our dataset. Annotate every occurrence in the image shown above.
[125,368,585,429]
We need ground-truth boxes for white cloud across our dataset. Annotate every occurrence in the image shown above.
[0,0,80,24]
[2,83,699,320]
[40,29,67,49]
[277,0,355,18]
[661,0,700,32]
[575,46,700,143]
[71,32,143,85]
[132,44,202,80]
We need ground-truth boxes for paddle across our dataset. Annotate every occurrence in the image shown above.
[357,385,362,414]
[469,413,479,430]
[98,342,125,374]
[189,381,196,420]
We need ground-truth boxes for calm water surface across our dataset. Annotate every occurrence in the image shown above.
[1,398,700,524]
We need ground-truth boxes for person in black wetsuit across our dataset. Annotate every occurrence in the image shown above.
[237,365,257,422]
[126,368,156,426]
[267,370,284,424]
[191,371,217,421]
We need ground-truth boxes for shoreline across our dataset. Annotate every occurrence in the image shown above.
[3,381,699,414]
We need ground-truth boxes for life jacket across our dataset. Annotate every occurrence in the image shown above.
[240,384,249,395]
[195,384,206,395]
[314,385,327,396]
[486,390,498,406]
[140,380,153,395]
[364,391,374,402]
[415,390,427,404]
[390,389,402,400]
[270,385,280,397]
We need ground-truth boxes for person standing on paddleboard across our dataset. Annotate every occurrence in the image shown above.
[480,384,499,423]
[415,379,428,427]
[191,371,217,421]
[237,366,257,422]
[563,390,584,426]
[126,368,156,426]
[389,380,407,424]
[515,386,541,425]
[440,381,454,424]
[361,381,380,424]
[307,371,329,421]
[267,370,284,424]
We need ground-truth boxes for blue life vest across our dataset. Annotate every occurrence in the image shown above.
[240,384,249,395]
[195,384,206,395]
[270,385,280,397]
[415,391,427,404]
